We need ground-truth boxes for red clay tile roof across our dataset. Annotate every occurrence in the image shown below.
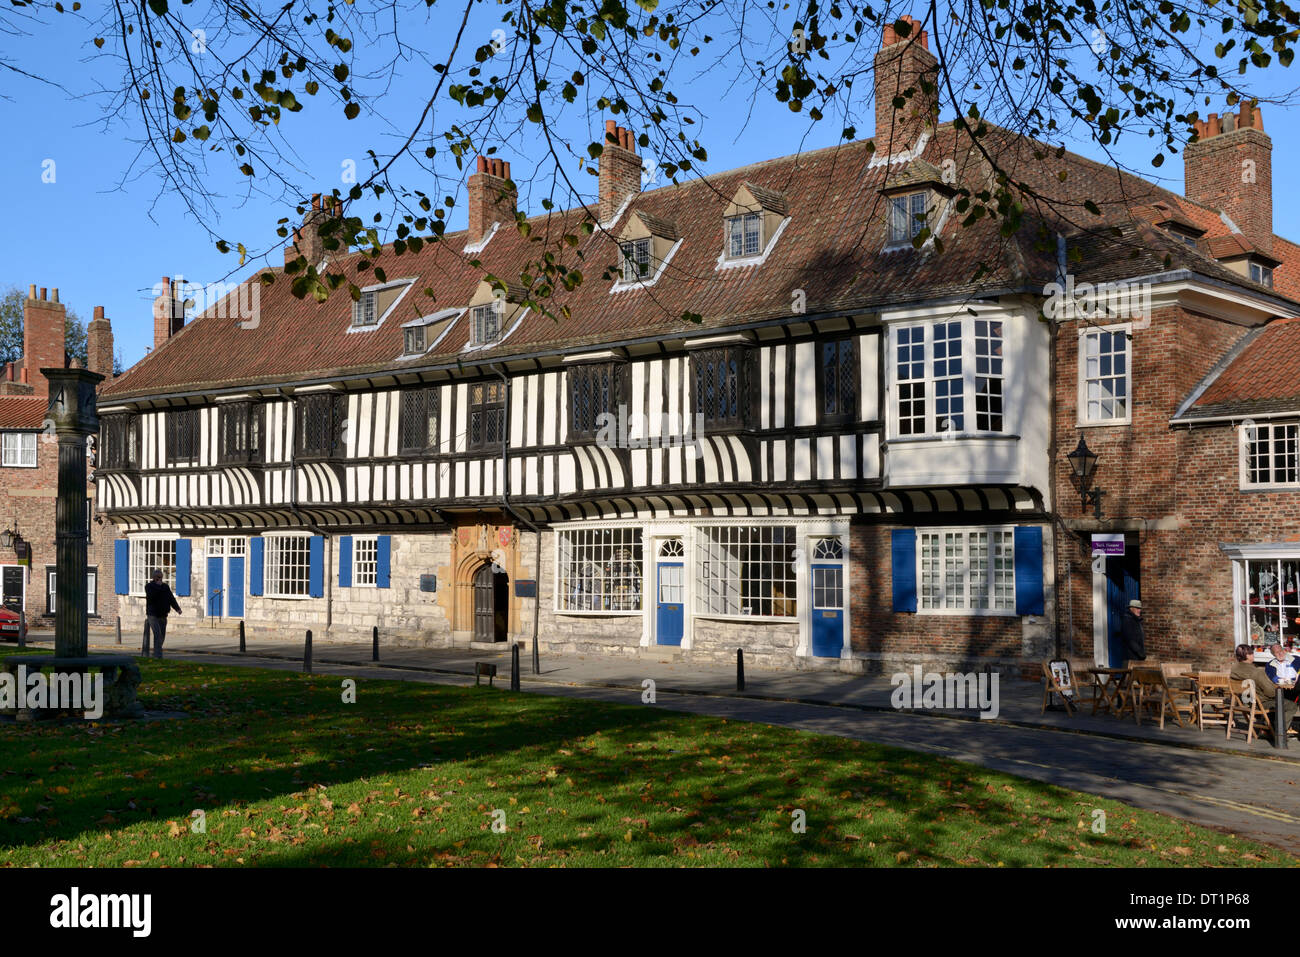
[101,121,1300,401]
[0,397,47,430]
[1180,317,1300,418]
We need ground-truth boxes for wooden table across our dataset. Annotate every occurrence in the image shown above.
[1087,666,1132,717]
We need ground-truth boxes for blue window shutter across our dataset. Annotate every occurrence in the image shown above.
[249,536,264,596]
[1014,526,1045,616]
[175,539,192,597]
[376,535,391,588]
[114,539,130,595]
[309,536,324,598]
[338,535,353,588]
[891,529,917,613]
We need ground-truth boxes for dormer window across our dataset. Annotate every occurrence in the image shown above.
[726,212,763,259]
[888,192,929,245]
[404,325,427,356]
[1250,262,1275,288]
[471,303,502,346]
[352,291,378,327]
[620,238,653,282]
[717,184,789,268]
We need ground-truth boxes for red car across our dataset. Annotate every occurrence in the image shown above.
[0,605,20,641]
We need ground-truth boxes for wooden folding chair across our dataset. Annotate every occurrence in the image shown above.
[1040,659,1077,716]
[1130,666,1165,726]
[1227,678,1274,744]
[1158,662,1197,730]
[1068,658,1098,707]
[1194,672,1232,732]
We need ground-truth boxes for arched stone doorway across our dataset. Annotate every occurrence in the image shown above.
[472,562,509,643]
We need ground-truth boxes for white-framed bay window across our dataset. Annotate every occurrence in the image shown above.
[917,527,1016,614]
[1078,324,1131,425]
[556,527,643,612]
[1241,419,1300,489]
[265,534,312,598]
[890,317,1006,438]
[130,537,177,596]
[695,524,798,619]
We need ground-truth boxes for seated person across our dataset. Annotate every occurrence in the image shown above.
[1264,644,1300,701]
[1232,644,1299,730]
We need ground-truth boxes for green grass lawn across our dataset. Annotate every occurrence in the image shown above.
[0,653,1291,867]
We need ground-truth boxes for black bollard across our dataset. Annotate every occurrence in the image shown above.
[510,643,521,691]
[737,648,745,691]
[372,625,379,662]
[116,615,122,645]
[303,629,313,674]
[142,621,150,656]
[239,619,246,654]
[17,615,25,649]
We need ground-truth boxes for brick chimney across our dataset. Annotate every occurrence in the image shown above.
[873,16,940,157]
[284,193,341,267]
[22,284,66,400]
[598,120,641,223]
[467,157,518,246]
[152,276,185,352]
[1185,102,1273,255]
[87,305,114,377]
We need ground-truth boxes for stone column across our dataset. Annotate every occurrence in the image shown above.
[42,367,103,660]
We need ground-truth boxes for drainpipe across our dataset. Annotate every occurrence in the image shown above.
[278,387,333,633]
[491,364,542,674]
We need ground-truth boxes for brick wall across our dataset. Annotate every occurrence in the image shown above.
[1052,302,1263,666]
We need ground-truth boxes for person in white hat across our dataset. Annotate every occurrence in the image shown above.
[1120,598,1145,665]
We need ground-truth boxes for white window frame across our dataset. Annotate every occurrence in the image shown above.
[1,432,37,468]
[1250,262,1275,288]
[353,535,379,588]
[1240,419,1300,489]
[554,527,644,614]
[264,533,312,599]
[346,279,415,335]
[620,237,652,283]
[1077,323,1132,426]
[403,325,426,356]
[694,524,799,621]
[889,318,1009,439]
[470,303,502,347]
[46,566,97,616]
[887,190,930,246]
[916,527,1017,616]
[725,212,763,260]
[129,536,178,597]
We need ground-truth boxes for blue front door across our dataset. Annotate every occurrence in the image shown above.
[207,556,224,617]
[1105,547,1141,666]
[811,563,844,657]
[656,562,684,646]
[227,556,246,618]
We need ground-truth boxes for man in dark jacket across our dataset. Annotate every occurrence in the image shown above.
[1120,599,1145,665]
[144,568,182,659]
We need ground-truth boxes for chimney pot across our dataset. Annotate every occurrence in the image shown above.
[39,288,46,301]
[312,193,321,210]
[605,119,617,138]
[1222,112,1236,133]
[27,285,35,300]
[93,305,104,320]
[51,288,59,303]
[503,161,511,179]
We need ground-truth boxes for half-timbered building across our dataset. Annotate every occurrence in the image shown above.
[96,18,1300,671]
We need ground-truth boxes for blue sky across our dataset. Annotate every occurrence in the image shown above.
[1,4,1297,367]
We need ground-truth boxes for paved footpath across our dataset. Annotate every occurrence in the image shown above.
[45,629,1300,851]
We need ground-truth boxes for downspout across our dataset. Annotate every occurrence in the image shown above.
[491,363,542,674]
[278,386,333,633]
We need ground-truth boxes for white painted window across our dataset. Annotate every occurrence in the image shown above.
[1238,557,1300,645]
[403,325,426,356]
[1242,420,1300,487]
[918,528,1015,614]
[1079,326,1131,424]
[1250,262,1274,288]
[725,212,762,259]
[620,238,653,282]
[265,534,312,598]
[695,525,797,618]
[893,318,1006,437]
[353,535,378,587]
[557,527,642,611]
[46,567,97,615]
[470,304,501,346]
[352,291,378,327]
[1,432,36,468]
[887,191,928,245]
[130,538,177,596]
